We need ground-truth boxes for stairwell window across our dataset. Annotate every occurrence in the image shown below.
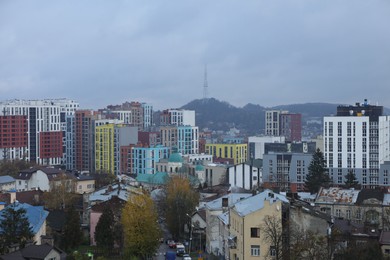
[251,245,260,256]
[251,227,260,238]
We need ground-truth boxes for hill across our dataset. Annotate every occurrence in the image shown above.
[180,98,343,135]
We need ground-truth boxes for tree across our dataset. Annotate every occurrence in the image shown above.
[344,170,360,189]
[164,175,199,240]
[95,206,115,254]
[260,215,285,260]
[43,174,78,210]
[305,148,331,194]
[0,159,35,177]
[122,192,161,259]
[61,206,83,252]
[0,203,34,253]
[289,228,328,260]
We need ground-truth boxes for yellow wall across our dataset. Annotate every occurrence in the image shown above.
[205,143,248,164]
[229,200,282,259]
[95,124,116,174]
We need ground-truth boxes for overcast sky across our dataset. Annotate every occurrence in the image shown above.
[0,1,389,110]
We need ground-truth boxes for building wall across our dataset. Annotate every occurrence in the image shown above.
[263,153,312,192]
[160,126,178,149]
[280,113,302,142]
[90,211,102,246]
[177,126,199,155]
[29,170,50,191]
[248,136,285,160]
[95,124,117,175]
[0,181,16,192]
[76,179,95,194]
[75,110,95,172]
[228,163,262,190]
[132,146,170,175]
[0,99,78,165]
[229,200,283,260]
[205,143,248,165]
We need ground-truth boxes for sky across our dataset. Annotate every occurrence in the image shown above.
[0,1,389,110]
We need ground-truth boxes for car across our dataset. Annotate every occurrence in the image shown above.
[167,240,176,248]
[176,243,185,256]
[182,254,192,260]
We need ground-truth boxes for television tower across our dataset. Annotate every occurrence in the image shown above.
[203,65,208,100]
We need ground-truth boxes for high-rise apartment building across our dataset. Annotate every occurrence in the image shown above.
[160,109,195,127]
[132,145,170,175]
[324,100,390,188]
[0,99,79,165]
[265,110,302,142]
[160,125,199,155]
[106,101,153,131]
[94,120,138,175]
[74,110,99,172]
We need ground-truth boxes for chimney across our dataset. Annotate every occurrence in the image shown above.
[222,197,228,207]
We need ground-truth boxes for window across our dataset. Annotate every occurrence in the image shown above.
[270,246,276,257]
[251,227,260,237]
[335,209,341,217]
[251,245,260,256]
[346,209,351,219]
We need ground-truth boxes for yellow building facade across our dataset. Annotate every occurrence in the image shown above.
[205,143,248,165]
[229,190,288,260]
[95,123,122,175]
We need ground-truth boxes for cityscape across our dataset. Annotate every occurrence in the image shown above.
[0,97,390,259]
[1,1,390,260]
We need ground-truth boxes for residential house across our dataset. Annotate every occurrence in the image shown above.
[229,190,289,260]
[0,243,66,260]
[0,176,16,192]
[0,202,49,245]
[204,193,252,255]
[228,159,262,191]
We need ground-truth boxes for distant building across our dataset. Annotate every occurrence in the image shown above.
[132,145,170,175]
[228,159,262,191]
[205,143,247,165]
[265,110,302,142]
[324,100,390,188]
[262,152,312,192]
[248,136,285,160]
[160,109,195,127]
[0,98,79,165]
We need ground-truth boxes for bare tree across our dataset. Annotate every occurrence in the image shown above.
[260,215,285,260]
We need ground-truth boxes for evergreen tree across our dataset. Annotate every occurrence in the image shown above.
[305,148,331,194]
[0,203,34,253]
[95,206,115,254]
[62,206,83,252]
[344,170,360,189]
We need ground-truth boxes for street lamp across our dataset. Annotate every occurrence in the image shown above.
[186,213,193,255]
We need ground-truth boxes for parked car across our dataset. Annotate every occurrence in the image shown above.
[182,254,192,260]
[167,240,176,248]
[176,243,185,256]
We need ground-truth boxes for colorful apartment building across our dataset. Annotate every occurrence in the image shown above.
[132,145,170,175]
[0,99,79,165]
[205,143,248,165]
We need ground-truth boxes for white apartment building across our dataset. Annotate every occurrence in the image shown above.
[160,109,196,127]
[248,135,285,159]
[324,100,390,188]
